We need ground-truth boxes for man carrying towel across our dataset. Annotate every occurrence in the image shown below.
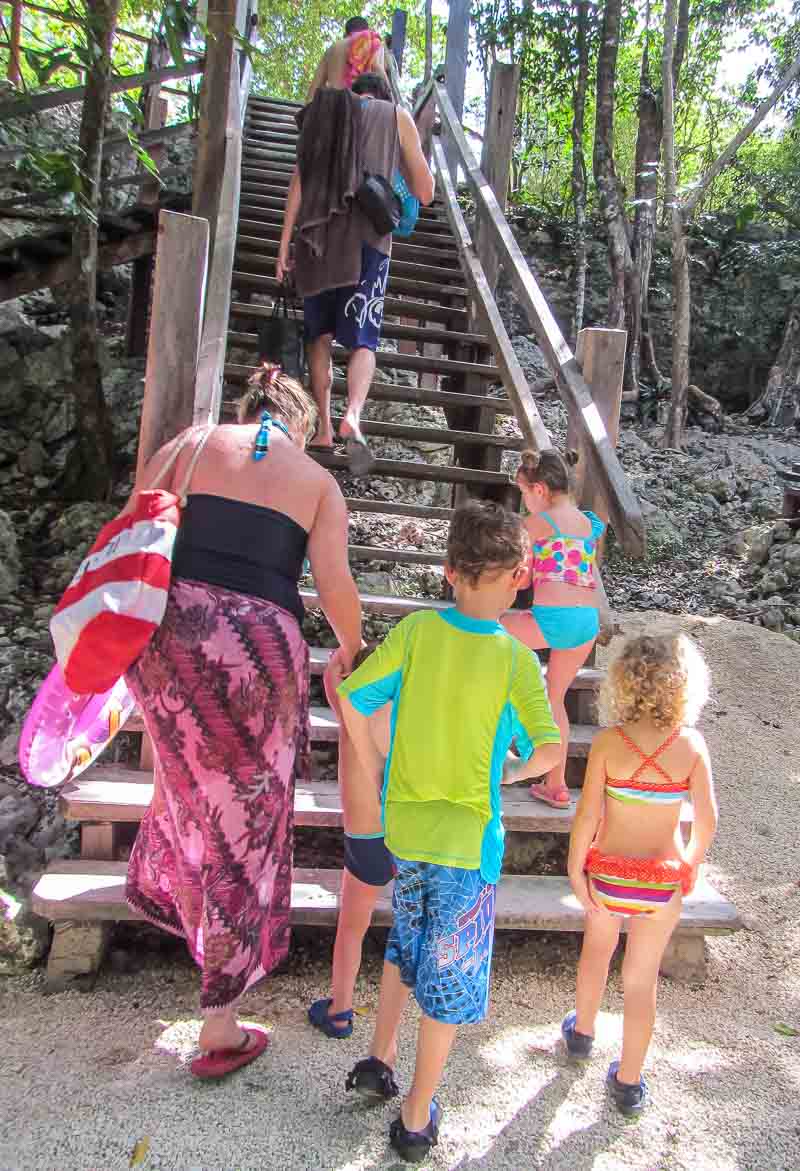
[277,75,434,473]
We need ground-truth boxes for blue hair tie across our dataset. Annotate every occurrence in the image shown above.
[253,409,273,461]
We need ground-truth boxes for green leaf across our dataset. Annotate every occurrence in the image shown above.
[773,1023,799,1037]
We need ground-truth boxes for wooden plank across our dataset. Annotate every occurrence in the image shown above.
[349,544,446,566]
[434,84,645,557]
[231,264,466,301]
[32,863,740,934]
[391,8,407,73]
[0,228,155,304]
[135,211,209,478]
[344,497,456,521]
[476,62,520,292]
[569,327,627,524]
[0,61,205,120]
[192,0,243,425]
[230,333,497,379]
[309,450,513,487]
[229,302,483,345]
[433,139,551,453]
[328,415,522,450]
[442,0,470,179]
[64,767,629,832]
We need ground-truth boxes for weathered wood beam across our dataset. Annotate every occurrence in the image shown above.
[0,228,154,303]
[0,60,204,120]
[192,0,246,423]
[434,83,645,556]
[476,62,520,293]
[442,0,469,180]
[433,138,550,454]
[135,210,209,479]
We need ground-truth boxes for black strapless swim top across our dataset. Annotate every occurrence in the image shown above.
[171,494,308,625]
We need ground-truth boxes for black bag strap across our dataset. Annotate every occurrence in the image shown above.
[272,276,300,321]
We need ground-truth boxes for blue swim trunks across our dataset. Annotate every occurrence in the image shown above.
[303,242,390,352]
[385,859,497,1025]
[532,604,599,651]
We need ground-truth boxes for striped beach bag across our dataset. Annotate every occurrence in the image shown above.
[50,426,214,694]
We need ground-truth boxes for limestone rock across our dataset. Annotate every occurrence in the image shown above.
[0,899,49,975]
[0,510,20,597]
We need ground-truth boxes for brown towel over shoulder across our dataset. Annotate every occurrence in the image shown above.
[295,89,363,261]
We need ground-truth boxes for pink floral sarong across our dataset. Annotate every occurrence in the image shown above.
[125,578,309,1011]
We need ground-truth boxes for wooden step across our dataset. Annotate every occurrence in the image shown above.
[348,544,446,566]
[232,261,467,302]
[233,246,467,290]
[302,588,449,617]
[229,301,486,347]
[228,335,496,380]
[228,285,468,327]
[224,368,514,415]
[235,234,463,279]
[62,772,635,832]
[32,862,740,935]
[344,496,457,521]
[234,221,461,266]
[300,450,513,487]
[330,416,523,450]
[234,202,458,251]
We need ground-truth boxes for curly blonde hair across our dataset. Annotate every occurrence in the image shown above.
[598,634,710,731]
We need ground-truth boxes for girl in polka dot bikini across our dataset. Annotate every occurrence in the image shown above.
[503,448,612,808]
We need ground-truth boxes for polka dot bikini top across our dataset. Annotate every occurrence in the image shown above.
[531,510,605,589]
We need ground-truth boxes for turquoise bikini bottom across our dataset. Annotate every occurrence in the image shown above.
[531,604,599,651]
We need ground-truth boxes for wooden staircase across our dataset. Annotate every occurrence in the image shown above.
[31,92,740,988]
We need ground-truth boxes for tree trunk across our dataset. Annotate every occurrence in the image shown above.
[630,37,661,395]
[570,0,590,342]
[424,0,433,85]
[743,294,800,427]
[64,0,120,499]
[662,0,690,448]
[8,0,22,86]
[593,0,639,393]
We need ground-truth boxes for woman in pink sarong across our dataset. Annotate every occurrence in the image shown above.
[125,366,362,1078]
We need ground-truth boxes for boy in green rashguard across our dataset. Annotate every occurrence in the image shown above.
[337,501,561,1162]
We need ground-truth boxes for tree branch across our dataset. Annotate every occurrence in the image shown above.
[682,51,800,216]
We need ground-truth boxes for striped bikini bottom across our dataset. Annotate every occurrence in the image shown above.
[585,848,692,917]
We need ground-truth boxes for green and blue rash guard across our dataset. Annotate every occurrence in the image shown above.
[337,609,561,885]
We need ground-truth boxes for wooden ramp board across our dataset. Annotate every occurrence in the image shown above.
[32,862,741,934]
[61,770,692,832]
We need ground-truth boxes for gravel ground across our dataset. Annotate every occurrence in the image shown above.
[1,613,799,1171]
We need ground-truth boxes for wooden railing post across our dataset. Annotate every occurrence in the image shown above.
[442,0,469,180]
[135,210,209,480]
[391,8,407,73]
[192,0,244,423]
[568,327,627,523]
[475,62,520,294]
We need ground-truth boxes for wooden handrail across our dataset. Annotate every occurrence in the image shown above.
[0,59,204,119]
[433,82,645,556]
[433,139,551,454]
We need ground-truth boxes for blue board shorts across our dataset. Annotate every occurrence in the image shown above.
[343,832,395,887]
[385,859,497,1025]
[304,243,390,352]
[532,604,599,650]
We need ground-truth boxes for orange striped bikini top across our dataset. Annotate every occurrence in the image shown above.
[605,727,692,806]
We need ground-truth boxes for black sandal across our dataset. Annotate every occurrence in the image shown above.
[345,1056,399,1102]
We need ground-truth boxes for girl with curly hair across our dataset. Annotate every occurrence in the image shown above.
[562,633,718,1116]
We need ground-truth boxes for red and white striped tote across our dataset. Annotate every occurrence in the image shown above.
[50,426,214,694]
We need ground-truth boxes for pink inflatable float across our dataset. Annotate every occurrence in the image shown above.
[19,664,135,789]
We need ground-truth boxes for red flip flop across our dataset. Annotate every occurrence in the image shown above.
[190,1026,270,1080]
[529,784,572,809]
